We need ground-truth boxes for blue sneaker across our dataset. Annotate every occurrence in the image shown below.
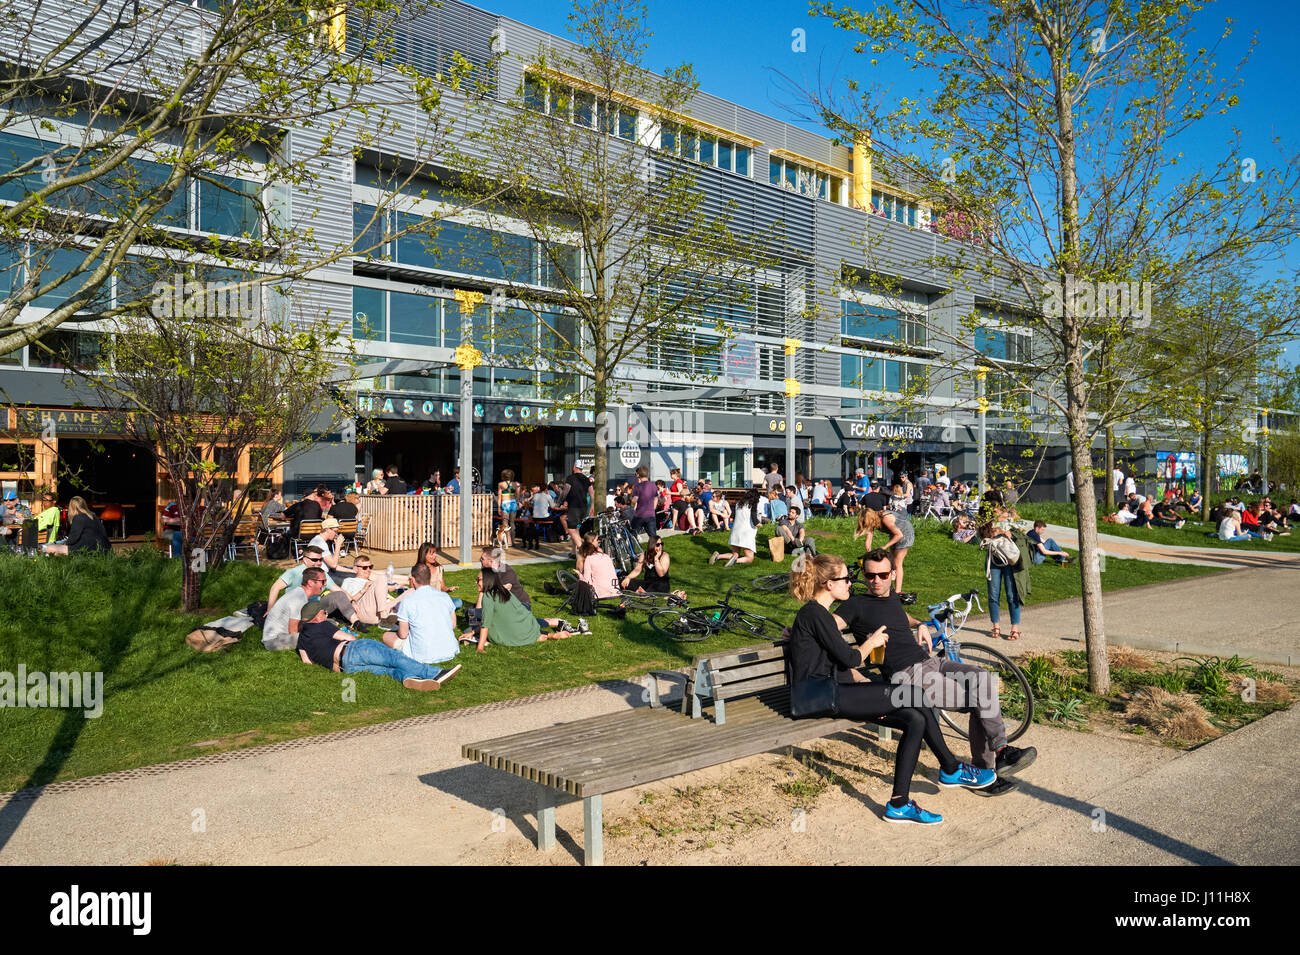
[939,762,997,790]
[883,800,943,825]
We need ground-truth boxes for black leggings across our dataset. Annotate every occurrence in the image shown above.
[836,681,960,802]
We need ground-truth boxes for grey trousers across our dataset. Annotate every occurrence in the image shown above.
[893,656,1007,769]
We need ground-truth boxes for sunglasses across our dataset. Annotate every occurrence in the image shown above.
[828,574,855,583]
[862,570,893,580]
[305,557,323,563]
[356,565,372,571]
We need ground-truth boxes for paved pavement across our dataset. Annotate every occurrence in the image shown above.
[1,564,1295,866]
[1045,523,1300,570]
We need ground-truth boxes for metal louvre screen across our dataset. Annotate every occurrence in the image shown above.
[347,0,499,96]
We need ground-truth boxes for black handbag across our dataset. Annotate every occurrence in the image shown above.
[789,673,838,718]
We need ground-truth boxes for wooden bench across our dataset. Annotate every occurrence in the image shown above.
[461,639,890,865]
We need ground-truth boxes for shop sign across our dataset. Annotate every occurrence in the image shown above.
[846,420,925,441]
[14,407,122,435]
[356,393,596,427]
[764,418,803,433]
[618,440,642,469]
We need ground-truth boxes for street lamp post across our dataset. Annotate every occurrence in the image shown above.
[453,290,485,567]
[977,369,988,500]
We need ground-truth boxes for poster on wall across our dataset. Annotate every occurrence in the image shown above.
[1156,451,1197,494]
[1217,453,1248,478]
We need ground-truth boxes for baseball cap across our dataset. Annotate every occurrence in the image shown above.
[3,491,15,500]
[300,599,326,621]
[321,517,340,529]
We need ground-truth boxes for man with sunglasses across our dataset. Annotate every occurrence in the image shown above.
[339,557,401,626]
[267,546,358,624]
[263,566,330,650]
[832,549,1036,795]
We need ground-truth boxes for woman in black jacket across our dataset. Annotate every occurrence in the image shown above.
[787,553,994,824]
[44,496,111,555]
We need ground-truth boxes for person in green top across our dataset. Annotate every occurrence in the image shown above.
[35,492,60,540]
[468,568,582,652]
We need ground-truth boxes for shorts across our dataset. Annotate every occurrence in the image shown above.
[567,504,589,526]
[502,500,518,514]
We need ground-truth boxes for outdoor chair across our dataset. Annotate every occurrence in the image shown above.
[293,520,323,560]
[334,519,359,556]
[227,518,261,565]
[350,513,371,553]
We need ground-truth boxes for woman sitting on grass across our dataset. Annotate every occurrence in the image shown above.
[463,569,583,652]
[416,541,461,608]
[620,535,688,601]
[577,534,622,598]
[43,496,111,556]
[1217,510,1253,542]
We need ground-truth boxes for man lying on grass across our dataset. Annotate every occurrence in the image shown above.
[296,598,460,691]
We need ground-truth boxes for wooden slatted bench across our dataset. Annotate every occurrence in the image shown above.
[461,639,891,865]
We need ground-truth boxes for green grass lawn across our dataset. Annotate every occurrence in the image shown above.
[1017,500,1300,552]
[0,517,1220,792]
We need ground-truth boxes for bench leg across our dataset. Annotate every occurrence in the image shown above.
[537,786,556,853]
[583,794,603,866]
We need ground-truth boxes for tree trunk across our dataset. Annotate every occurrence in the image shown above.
[1201,429,1213,522]
[592,342,609,506]
[1104,426,1115,511]
[1067,395,1109,695]
[181,533,203,612]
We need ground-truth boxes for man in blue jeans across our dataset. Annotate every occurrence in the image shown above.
[296,600,461,690]
[1026,521,1072,565]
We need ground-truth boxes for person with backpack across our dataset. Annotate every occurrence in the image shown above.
[978,522,1030,640]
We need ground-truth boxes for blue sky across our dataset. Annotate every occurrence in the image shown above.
[485,0,1300,359]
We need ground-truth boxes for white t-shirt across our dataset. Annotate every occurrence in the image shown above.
[308,534,340,559]
[1115,509,1138,524]
[1066,470,1075,494]
[396,586,458,664]
[811,484,829,503]
[936,474,951,489]
[340,576,369,599]
[532,490,554,518]
[1218,517,1241,540]
[756,497,770,522]
[1123,477,1136,496]
[263,587,309,651]
[1113,469,1124,491]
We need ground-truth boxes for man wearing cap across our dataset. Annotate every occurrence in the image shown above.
[854,468,872,495]
[0,491,30,544]
[296,598,460,691]
[860,479,889,513]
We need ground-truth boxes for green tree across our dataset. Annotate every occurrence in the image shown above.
[0,0,486,357]
[449,0,780,495]
[811,0,1300,691]
[85,291,356,612]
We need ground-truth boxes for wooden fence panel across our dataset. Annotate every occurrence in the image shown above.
[357,494,494,552]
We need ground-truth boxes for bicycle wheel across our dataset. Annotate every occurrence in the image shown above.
[722,610,782,641]
[555,569,578,593]
[936,642,1034,743]
[616,590,673,613]
[650,608,712,643]
[750,573,790,592]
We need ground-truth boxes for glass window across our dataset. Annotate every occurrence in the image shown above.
[840,353,858,388]
[494,307,536,356]
[618,108,637,141]
[397,211,437,269]
[882,360,900,393]
[573,91,595,128]
[861,357,882,391]
[33,247,111,311]
[699,136,714,166]
[735,146,750,177]
[354,203,386,259]
[389,291,440,347]
[540,243,579,289]
[784,164,798,189]
[830,178,842,204]
[493,366,536,399]
[197,174,261,238]
[473,366,490,397]
[29,330,102,370]
[770,158,782,186]
[524,74,545,112]
[442,300,461,347]
[540,309,579,356]
[717,140,733,172]
[660,122,677,153]
[681,129,698,162]
[352,286,386,341]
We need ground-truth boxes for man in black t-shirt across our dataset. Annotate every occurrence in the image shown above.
[383,466,407,496]
[832,549,1036,787]
[860,480,889,513]
[295,599,460,690]
[563,463,592,554]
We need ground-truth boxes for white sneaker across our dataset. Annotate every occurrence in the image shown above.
[577,617,591,634]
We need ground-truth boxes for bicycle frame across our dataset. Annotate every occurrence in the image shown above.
[924,591,983,662]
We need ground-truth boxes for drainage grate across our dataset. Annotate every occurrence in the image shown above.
[0,679,646,805]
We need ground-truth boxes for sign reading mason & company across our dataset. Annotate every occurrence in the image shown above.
[357,393,596,428]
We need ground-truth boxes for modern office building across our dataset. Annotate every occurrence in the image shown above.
[1,0,1222,527]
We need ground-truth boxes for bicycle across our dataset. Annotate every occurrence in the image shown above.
[922,590,1034,742]
[553,568,687,614]
[751,554,876,597]
[650,583,782,643]
[577,508,642,577]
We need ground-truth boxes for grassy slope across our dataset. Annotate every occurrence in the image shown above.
[0,517,1218,791]
[1018,499,1300,553]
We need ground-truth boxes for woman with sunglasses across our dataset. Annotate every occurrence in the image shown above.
[620,535,688,601]
[788,553,994,825]
[339,557,404,626]
[415,541,462,608]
